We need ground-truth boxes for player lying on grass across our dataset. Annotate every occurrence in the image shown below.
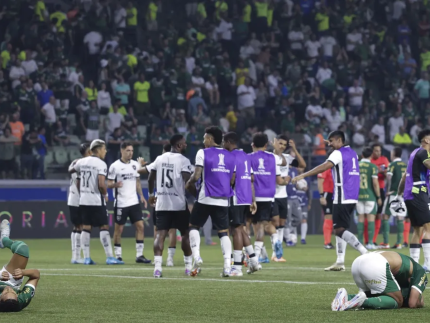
[0,219,40,312]
[331,251,427,311]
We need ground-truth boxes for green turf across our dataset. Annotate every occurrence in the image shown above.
[1,234,428,322]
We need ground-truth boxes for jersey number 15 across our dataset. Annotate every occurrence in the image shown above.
[161,168,173,188]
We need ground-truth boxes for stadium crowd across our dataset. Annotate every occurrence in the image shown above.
[0,0,427,179]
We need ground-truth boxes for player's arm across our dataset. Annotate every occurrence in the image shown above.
[136,179,147,207]
[289,139,306,169]
[98,174,107,196]
[397,172,407,196]
[292,161,333,184]
[186,166,202,196]
[13,269,40,288]
[385,172,393,195]
[107,179,123,189]
[76,178,81,194]
[250,174,257,214]
[408,287,424,308]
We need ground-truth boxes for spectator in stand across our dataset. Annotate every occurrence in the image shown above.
[370,117,386,145]
[20,128,41,179]
[188,91,208,119]
[237,77,256,120]
[107,127,125,166]
[316,61,332,85]
[134,73,151,119]
[41,96,56,146]
[320,31,337,60]
[150,126,169,162]
[9,112,25,157]
[82,100,101,142]
[348,79,364,115]
[205,76,220,106]
[37,126,47,179]
[387,110,405,142]
[240,125,256,153]
[393,126,412,146]
[97,82,112,115]
[53,121,70,146]
[411,120,423,146]
[107,103,125,139]
[0,127,18,179]
[414,72,430,110]
[305,97,323,125]
[323,104,342,131]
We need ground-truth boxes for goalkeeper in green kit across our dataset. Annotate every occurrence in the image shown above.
[0,219,40,312]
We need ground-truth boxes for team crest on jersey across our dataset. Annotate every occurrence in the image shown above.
[132,165,136,170]
[218,154,225,166]
[258,158,265,170]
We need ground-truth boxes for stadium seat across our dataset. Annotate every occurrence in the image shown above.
[54,148,69,165]
[137,125,147,140]
[138,146,150,163]
[44,151,54,171]
[69,149,81,162]
[68,135,81,145]
[67,114,76,128]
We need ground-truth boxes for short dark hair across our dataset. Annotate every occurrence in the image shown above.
[223,132,238,145]
[205,126,223,145]
[276,134,288,142]
[120,142,133,150]
[170,134,184,147]
[418,129,430,142]
[371,143,382,151]
[362,147,373,158]
[393,147,402,158]
[0,299,20,312]
[252,132,268,148]
[328,130,345,143]
[79,143,90,156]
[163,144,171,152]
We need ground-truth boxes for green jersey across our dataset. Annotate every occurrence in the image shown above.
[358,159,378,202]
[387,159,407,194]
[396,253,428,304]
[0,282,35,311]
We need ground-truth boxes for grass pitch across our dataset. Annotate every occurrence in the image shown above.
[2,235,429,322]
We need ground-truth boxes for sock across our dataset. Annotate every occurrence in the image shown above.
[244,244,256,259]
[189,229,201,260]
[219,233,232,268]
[277,226,284,244]
[323,219,333,244]
[336,236,347,264]
[382,219,389,244]
[136,240,144,258]
[270,232,279,249]
[301,223,308,240]
[261,245,268,258]
[404,222,411,243]
[363,296,398,309]
[422,239,430,267]
[167,247,176,260]
[233,250,243,269]
[184,255,192,269]
[396,220,404,244]
[254,241,264,260]
[364,219,368,244]
[81,230,91,259]
[410,244,421,263]
[368,221,375,245]
[1,237,13,249]
[341,230,368,254]
[100,230,114,258]
[154,255,163,271]
[1,238,29,258]
[74,231,82,260]
[357,222,364,243]
[373,219,381,243]
[114,244,122,258]
[71,231,76,261]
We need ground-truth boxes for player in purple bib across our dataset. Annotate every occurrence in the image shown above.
[293,130,367,272]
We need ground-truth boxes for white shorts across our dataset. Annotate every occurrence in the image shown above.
[0,266,23,288]
[356,201,376,215]
[351,252,400,295]
[86,129,100,142]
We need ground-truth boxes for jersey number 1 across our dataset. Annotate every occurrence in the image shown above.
[161,169,173,188]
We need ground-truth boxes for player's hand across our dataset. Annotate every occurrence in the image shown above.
[285,175,291,185]
[386,191,394,196]
[250,201,257,215]
[291,175,303,185]
[116,181,123,188]
[320,197,327,206]
[105,195,109,203]
[1,271,9,281]
[377,198,382,206]
[148,196,157,207]
[141,196,148,208]
[137,157,146,166]
[288,139,296,149]
[12,269,23,280]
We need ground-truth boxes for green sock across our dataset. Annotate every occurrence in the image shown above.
[382,219,390,244]
[358,222,364,243]
[2,238,29,258]
[347,294,355,301]
[368,221,375,244]
[2,237,13,249]
[396,220,404,244]
[362,296,398,309]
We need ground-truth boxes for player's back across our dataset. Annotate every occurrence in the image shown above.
[231,149,252,205]
[249,150,277,199]
[358,160,377,202]
[154,152,191,211]
[75,156,108,206]
[388,159,407,194]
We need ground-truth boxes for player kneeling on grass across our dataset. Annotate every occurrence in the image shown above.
[0,220,40,312]
[331,251,427,311]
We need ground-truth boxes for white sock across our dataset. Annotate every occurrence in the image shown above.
[136,241,144,258]
[220,235,232,268]
[154,255,163,271]
[71,232,76,261]
[100,230,114,258]
[301,223,308,240]
[254,241,264,260]
[271,233,279,254]
[189,229,201,260]
[233,250,243,270]
[74,232,81,260]
[336,236,347,264]
[277,226,284,243]
[423,242,430,267]
[168,247,176,260]
[184,255,192,270]
[244,244,256,258]
[341,230,367,254]
[114,245,122,258]
[410,246,421,263]
[81,230,91,259]
[261,245,268,258]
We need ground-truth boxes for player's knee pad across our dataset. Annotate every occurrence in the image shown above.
[11,241,29,258]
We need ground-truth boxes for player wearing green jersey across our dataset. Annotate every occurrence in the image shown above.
[331,251,427,310]
[0,219,40,312]
[383,147,407,249]
[356,148,382,249]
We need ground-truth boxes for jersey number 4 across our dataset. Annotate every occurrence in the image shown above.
[161,168,173,188]
[81,171,92,188]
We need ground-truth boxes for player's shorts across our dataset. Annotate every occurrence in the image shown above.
[250,201,272,224]
[301,209,308,220]
[377,189,385,214]
[229,204,248,226]
[287,198,302,227]
[68,205,83,226]
[321,192,333,215]
[156,209,190,233]
[190,201,229,230]
[332,203,355,230]
[405,191,430,227]
[80,205,108,227]
[152,208,157,227]
[272,197,288,219]
[0,266,23,288]
[114,203,143,225]
[351,252,400,295]
[356,201,377,215]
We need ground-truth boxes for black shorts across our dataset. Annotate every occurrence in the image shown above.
[80,205,108,227]
[332,203,355,229]
[229,205,248,226]
[68,206,83,226]
[377,189,385,214]
[156,209,190,233]
[152,208,157,227]
[405,192,430,227]
[114,204,143,225]
[189,201,229,231]
[272,198,288,219]
[251,201,272,224]
[321,192,333,215]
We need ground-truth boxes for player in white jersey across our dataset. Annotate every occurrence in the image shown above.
[148,135,193,278]
[70,139,123,265]
[107,142,150,264]
[67,143,91,264]
[270,135,306,262]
